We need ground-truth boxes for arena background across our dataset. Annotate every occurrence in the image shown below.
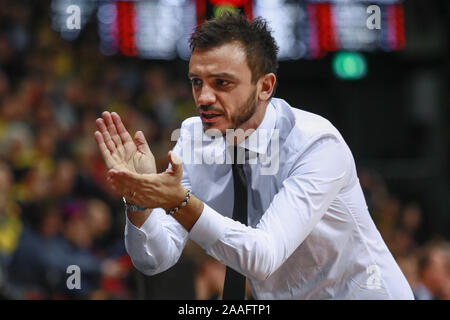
[0,0,448,300]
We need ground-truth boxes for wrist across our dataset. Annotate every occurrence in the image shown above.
[123,197,147,211]
[166,186,190,215]
[169,193,204,232]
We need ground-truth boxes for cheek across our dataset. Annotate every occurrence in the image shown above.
[218,94,240,116]
[193,89,200,103]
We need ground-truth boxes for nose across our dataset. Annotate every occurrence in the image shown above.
[197,85,216,106]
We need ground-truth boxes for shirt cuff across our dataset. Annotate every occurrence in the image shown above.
[125,207,165,242]
[188,203,228,250]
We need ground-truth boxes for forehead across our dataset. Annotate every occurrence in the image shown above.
[189,42,251,80]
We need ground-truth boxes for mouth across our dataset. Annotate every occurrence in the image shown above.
[200,112,223,123]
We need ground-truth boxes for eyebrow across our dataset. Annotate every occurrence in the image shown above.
[188,72,238,80]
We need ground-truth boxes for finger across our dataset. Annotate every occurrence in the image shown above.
[134,131,152,155]
[102,111,124,151]
[108,171,141,200]
[96,118,118,154]
[166,151,183,178]
[94,131,115,168]
[111,112,134,146]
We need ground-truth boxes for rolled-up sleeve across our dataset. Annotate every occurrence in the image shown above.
[188,135,351,282]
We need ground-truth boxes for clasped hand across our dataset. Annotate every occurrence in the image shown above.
[94,111,186,210]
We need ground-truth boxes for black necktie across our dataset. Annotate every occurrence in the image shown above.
[222,146,248,300]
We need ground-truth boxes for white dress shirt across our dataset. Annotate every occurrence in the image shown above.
[124,98,414,300]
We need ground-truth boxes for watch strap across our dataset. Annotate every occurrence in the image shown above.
[123,197,147,211]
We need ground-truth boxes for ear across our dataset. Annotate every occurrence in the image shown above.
[257,73,276,101]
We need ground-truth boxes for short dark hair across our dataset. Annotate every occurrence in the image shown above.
[189,13,279,84]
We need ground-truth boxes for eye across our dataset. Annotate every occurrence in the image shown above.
[190,78,202,89]
[215,79,230,87]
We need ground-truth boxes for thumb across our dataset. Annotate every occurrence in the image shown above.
[134,131,152,155]
[167,151,182,178]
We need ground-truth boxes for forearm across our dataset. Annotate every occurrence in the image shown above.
[189,204,281,282]
[169,192,204,232]
[124,187,284,281]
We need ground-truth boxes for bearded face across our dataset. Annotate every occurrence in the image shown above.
[198,86,258,133]
[189,42,262,135]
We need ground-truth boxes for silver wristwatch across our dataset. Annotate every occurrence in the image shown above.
[122,197,147,211]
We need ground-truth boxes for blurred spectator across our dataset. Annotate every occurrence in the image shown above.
[14,166,52,204]
[414,242,450,300]
[7,197,127,299]
[85,199,111,244]
[0,161,23,299]
[0,70,10,101]
[137,66,179,130]
[396,253,420,295]
[7,200,66,299]
[0,161,22,267]
[51,159,77,199]
[195,256,225,300]
[401,203,423,237]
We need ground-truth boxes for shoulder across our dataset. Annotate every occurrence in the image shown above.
[180,116,201,129]
[174,116,203,142]
[179,116,202,133]
[272,98,344,153]
[292,107,341,143]
[273,99,355,184]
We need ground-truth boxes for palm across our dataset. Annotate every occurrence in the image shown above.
[118,141,156,174]
[95,112,156,175]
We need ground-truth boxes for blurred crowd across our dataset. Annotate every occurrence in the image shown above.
[0,1,448,300]
[359,169,450,300]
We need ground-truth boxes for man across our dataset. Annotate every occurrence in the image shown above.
[94,13,414,299]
